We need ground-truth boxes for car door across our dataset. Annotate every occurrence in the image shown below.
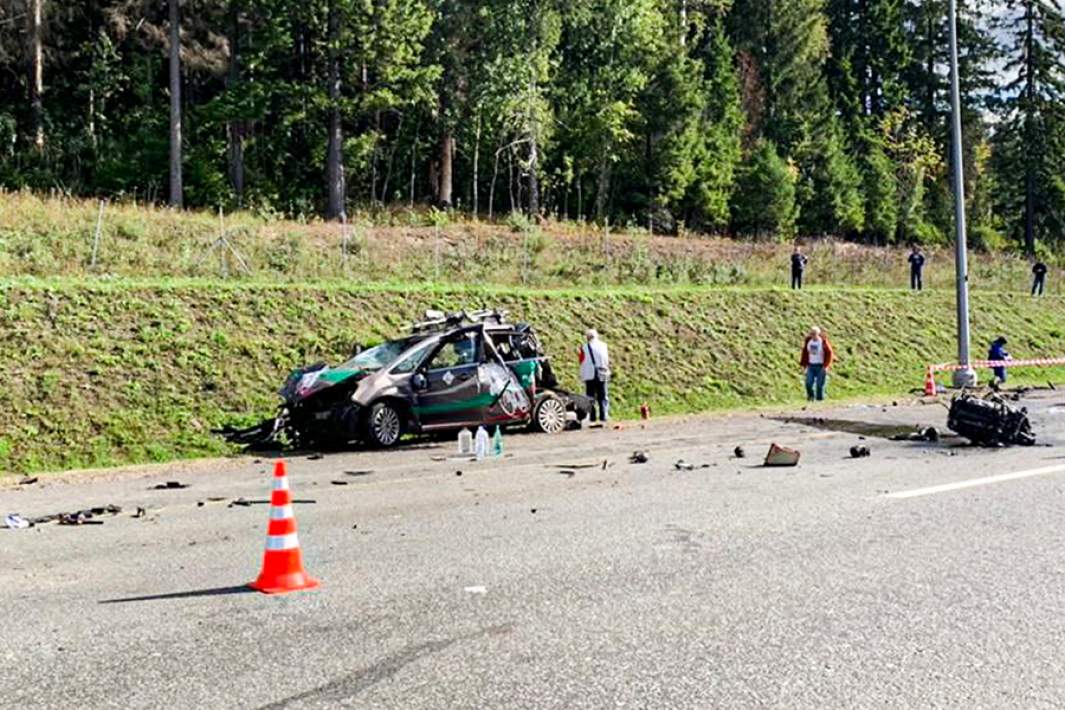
[414,328,490,429]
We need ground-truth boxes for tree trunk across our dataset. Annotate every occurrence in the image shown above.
[527,133,540,219]
[325,0,345,219]
[168,0,183,207]
[595,156,610,222]
[27,0,44,152]
[438,132,454,207]
[227,1,245,206]
[472,111,481,216]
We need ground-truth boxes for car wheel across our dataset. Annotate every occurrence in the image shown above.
[532,395,567,434]
[365,401,403,447]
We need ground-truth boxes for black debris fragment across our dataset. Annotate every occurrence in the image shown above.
[344,470,373,477]
[152,481,189,490]
[133,507,146,518]
[733,446,746,459]
[307,453,324,460]
[921,427,940,442]
[850,445,871,458]
[674,460,695,471]
[18,477,38,486]
[455,470,463,476]
[629,451,649,464]
[330,480,350,486]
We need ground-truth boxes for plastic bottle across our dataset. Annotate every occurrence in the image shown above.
[458,428,473,456]
[474,426,489,461]
[491,426,503,457]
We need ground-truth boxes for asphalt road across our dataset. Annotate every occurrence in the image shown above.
[4,392,1065,709]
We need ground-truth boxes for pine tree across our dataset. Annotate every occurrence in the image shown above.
[732,139,797,236]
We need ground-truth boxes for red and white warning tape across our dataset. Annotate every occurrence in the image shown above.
[930,357,1065,374]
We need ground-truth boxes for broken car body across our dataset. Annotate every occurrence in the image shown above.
[222,310,591,449]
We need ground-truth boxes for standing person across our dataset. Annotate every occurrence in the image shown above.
[988,336,1011,385]
[578,328,610,424]
[800,326,834,401]
[1032,260,1048,296]
[790,246,808,290]
[908,245,926,291]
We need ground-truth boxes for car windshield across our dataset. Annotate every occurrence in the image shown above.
[340,337,421,372]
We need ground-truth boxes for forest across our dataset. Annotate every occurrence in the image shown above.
[1,0,1063,253]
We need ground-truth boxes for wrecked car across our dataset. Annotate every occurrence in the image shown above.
[221,309,592,449]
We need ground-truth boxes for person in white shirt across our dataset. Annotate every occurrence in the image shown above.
[578,328,610,423]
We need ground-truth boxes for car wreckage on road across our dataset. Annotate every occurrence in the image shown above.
[220,309,592,449]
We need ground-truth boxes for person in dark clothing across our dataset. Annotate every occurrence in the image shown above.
[988,336,1010,385]
[908,246,926,291]
[1032,261,1048,296]
[790,247,808,290]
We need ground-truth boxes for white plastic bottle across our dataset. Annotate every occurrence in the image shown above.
[458,428,473,456]
[474,426,489,461]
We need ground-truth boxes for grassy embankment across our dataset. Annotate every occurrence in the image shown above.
[0,190,1055,292]
[3,279,1065,475]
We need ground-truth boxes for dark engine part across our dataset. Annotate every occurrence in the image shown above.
[947,394,1036,447]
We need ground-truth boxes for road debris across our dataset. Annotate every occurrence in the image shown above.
[151,481,189,490]
[344,470,373,477]
[133,507,146,518]
[849,445,871,458]
[464,585,488,594]
[733,446,746,459]
[18,477,38,486]
[455,470,463,476]
[4,514,31,529]
[557,470,576,477]
[629,451,649,464]
[948,393,1036,447]
[306,453,324,460]
[921,426,940,442]
[764,443,801,467]
[330,480,350,486]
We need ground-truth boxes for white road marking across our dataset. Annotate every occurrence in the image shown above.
[886,463,1065,499]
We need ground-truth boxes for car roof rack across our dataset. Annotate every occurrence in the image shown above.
[409,309,510,334]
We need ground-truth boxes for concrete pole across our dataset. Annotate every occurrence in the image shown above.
[948,0,977,388]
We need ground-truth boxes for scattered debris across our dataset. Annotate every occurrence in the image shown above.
[629,451,649,464]
[352,524,358,529]
[764,443,801,467]
[4,514,31,529]
[733,446,746,459]
[306,453,324,460]
[18,477,38,486]
[557,470,576,477]
[674,460,695,471]
[948,393,1036,447]
[344,470,373,477]
[464,585,488,594]
[921,426,940,442]
[330,480,350,486]
[151,481,189,490]
[530,508,538,514]
[1050,381,1057,391]
[229,497,316,507]
[228,498,252,507]
[455,470,463,477]
[551,462,602,469]
[133,507,146,519]
[849,445,871,458]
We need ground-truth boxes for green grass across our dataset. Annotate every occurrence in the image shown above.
[3,279,1065,475]
[1,190,1056,292]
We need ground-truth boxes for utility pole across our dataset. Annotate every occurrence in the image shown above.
[948,0,976,387]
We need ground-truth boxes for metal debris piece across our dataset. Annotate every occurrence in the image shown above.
[133,507,146,519]
[764,443,801,467]
[152,481,189,490]
[18,477,38,486]
[674,460,695,471]
[344,470,373,477]
[921,427,940,442]
[948,393,1036,447]
[733,446,746,459]
[849,445,870,458]
[629,451,649,464]
[330,480,349,486]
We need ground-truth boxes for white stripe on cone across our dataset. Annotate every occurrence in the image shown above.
[269,505,294,520]
[265,532,299,551]
[272,477,290,491]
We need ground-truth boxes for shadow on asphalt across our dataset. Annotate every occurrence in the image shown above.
[98,585,256,604]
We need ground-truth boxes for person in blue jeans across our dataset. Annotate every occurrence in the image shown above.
[988,336,1010,385]
[800,327,835,401]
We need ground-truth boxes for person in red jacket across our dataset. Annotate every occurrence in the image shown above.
[800,326,834,401]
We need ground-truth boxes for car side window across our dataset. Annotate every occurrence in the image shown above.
[426,335,479,371]
[391,342,433,375]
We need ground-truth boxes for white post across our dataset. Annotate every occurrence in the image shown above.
[90,199,105,268]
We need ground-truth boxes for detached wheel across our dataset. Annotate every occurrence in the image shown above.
[365,401,403,448]
[532,395,567,434]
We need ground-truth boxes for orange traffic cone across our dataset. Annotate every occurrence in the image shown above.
[249,460,320,594]
[924,368,936,397]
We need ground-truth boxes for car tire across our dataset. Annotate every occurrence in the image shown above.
[531,395,567,434]
[364,401,404,448]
